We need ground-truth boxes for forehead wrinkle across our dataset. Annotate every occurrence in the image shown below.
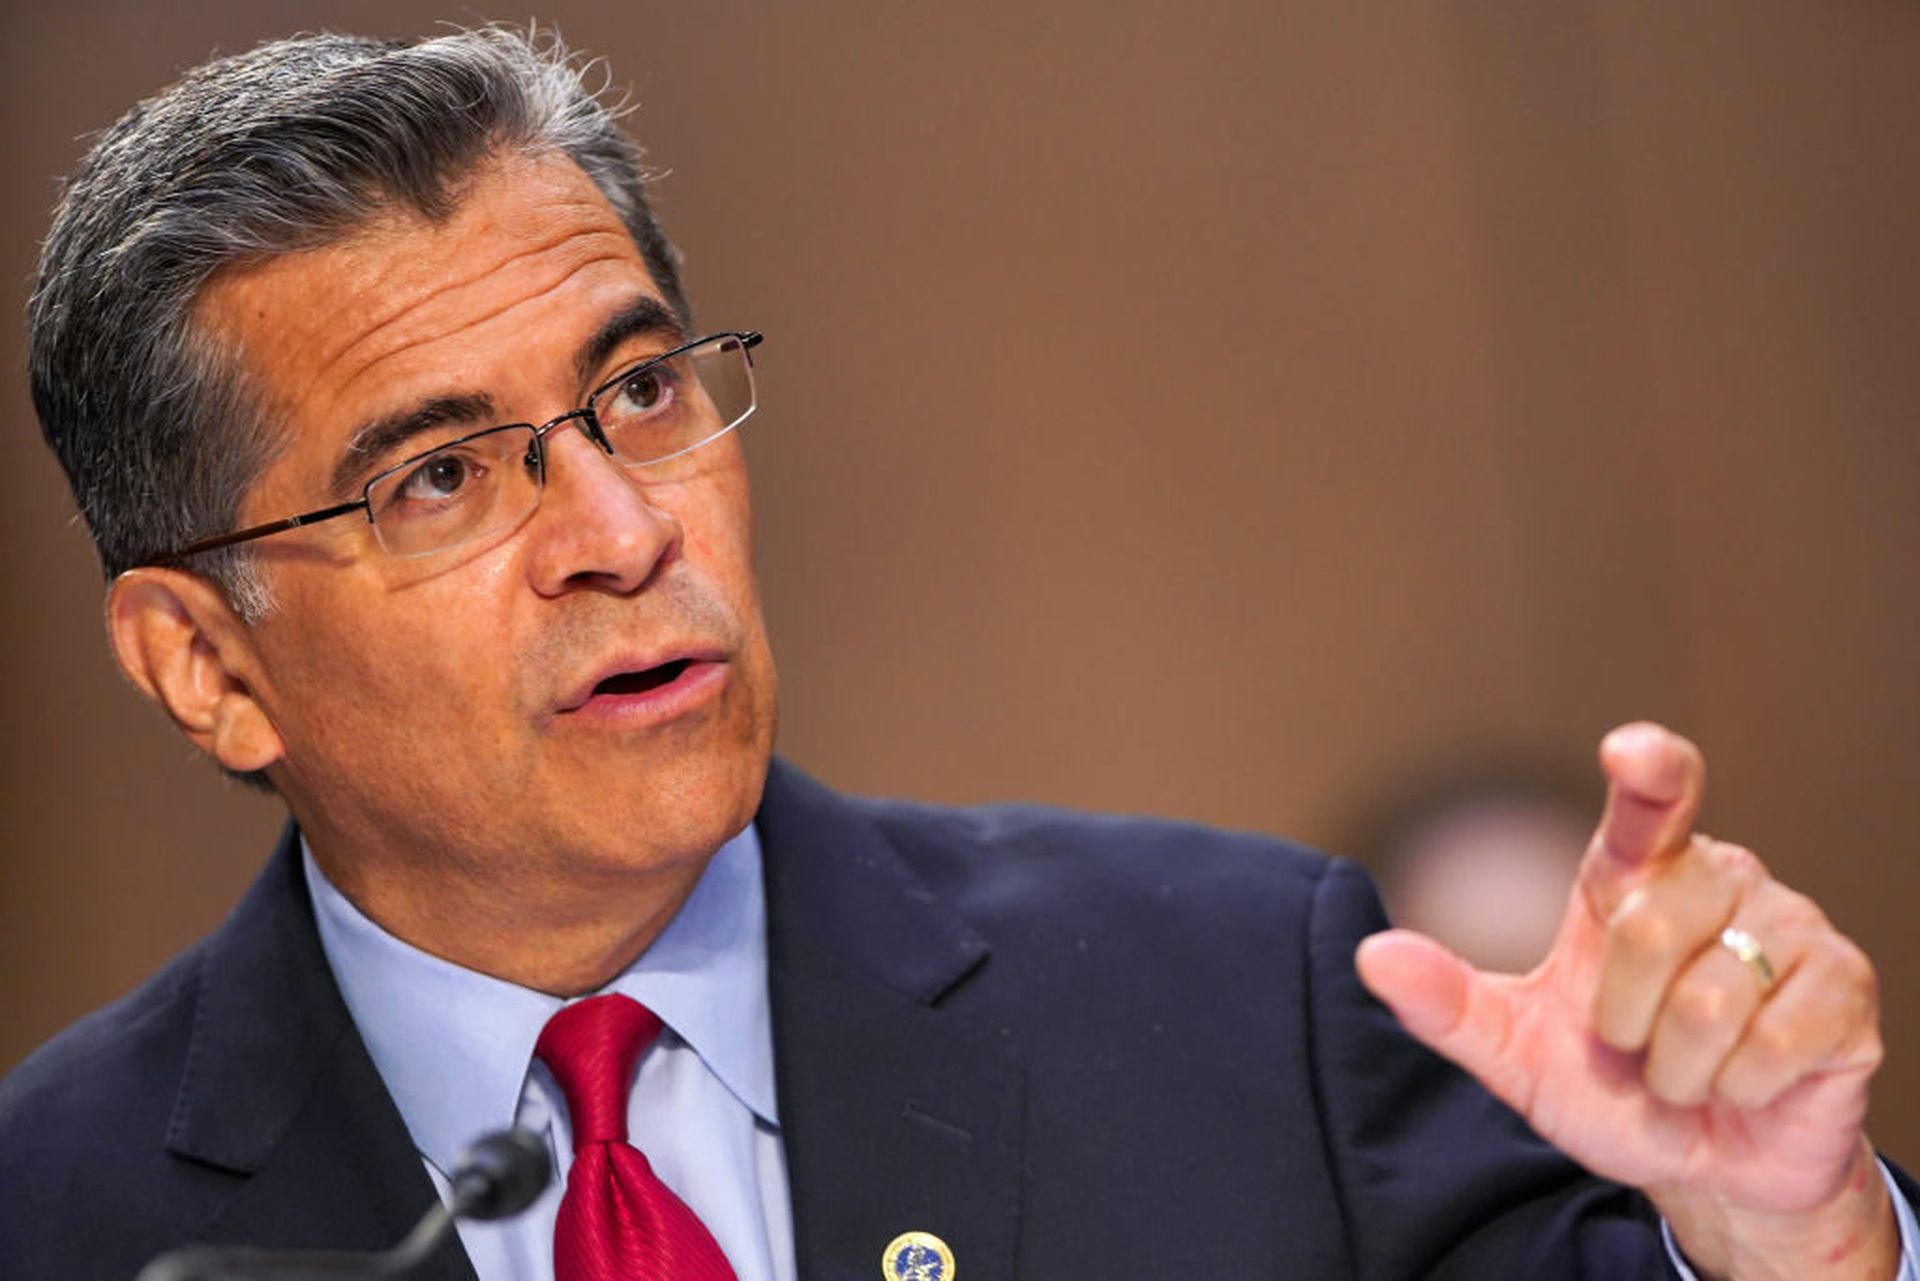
[314,225,639,392]
[319,255,635,422]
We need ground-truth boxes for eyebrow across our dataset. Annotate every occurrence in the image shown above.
[574,295,689,389]
[326,295,689,499]
[332,393,499,497]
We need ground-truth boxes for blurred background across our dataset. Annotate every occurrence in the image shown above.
[2,1,1915,1156]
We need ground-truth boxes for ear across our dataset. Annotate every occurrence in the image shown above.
[106,567,286,774]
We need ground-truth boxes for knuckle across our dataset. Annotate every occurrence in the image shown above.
[1709,840,1766,884]
[1593,996,1649,1051]
[1837,937,1877,990]
[1857,1030,1887,1074]
[1827,949,1881,1030]
[1857,956,1882,1010]
[1646,1078,1691,1108]
[1715,1061,1775,1110]
[1643,1060,1689,1106]
[1613,904,1680,957]
[1668,982,1737,1034]
[1744,1018,1801,1070]
[1646,1056,1709,1108]
[1801,931,1870,987]
[1765,887,1829,933]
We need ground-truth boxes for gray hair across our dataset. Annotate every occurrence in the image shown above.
[29,26,689,620]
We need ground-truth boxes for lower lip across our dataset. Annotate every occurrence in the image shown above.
[560,659,729,728]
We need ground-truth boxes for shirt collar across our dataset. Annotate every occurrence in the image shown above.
[303,824,777,1176]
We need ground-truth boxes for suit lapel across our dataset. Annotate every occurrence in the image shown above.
[164,829,477,1281]
[760,762,1025,1281]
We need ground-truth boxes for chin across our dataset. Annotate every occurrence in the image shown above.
[538,650,777,874]
[572,739,772,871]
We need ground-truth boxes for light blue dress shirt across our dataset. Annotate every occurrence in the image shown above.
[305,826,1917,1279]
[304,826,794,1281]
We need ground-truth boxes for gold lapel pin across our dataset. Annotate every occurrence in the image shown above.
[882,1230,955,1281]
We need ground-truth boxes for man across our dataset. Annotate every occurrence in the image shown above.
[0,26,1911,1281]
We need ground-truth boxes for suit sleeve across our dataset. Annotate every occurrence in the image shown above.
[1301,857,1681,1280]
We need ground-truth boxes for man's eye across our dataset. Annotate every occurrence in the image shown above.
[614,368,673,416]
[398,452,480,501]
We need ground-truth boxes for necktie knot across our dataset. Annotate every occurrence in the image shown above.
[535,993,664,1148]
[532,993,737,1281]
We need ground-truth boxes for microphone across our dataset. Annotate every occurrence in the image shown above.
[134,1127,552,1280]
[447,1128,552,1221]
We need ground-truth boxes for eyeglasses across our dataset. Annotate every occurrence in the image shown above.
[154,330,763,563]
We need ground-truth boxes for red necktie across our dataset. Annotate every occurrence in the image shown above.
[535,994,739,1281]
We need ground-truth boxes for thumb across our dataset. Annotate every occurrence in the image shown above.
[1356,928,1518,1095]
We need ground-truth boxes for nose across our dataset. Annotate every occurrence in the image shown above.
[523,420,681,596]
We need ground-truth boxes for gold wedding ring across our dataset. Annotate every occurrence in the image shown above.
[1719,926,1776,994]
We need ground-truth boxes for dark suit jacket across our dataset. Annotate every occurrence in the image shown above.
[1,760,1748,1278]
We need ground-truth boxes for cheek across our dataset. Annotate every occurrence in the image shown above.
[681,456,759,602]
[258,566,521,759]
[671,462,776,726]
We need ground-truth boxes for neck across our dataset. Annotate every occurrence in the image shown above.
[299,826,715,997]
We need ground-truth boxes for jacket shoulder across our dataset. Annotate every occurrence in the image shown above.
[0,941,204,1129]
[0,941,213,1263]
[848,791,1339,913]
[833,791,1365,999]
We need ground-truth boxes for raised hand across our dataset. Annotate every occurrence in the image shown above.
[1356,722,1895,1279]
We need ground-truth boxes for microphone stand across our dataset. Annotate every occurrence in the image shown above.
[133,1203,456,1281]
[135,1128,550,1281]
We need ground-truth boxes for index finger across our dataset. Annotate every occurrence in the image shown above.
[1582,722,1706,921]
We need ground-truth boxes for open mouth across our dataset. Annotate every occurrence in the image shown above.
[592,658,693,697]
[557,653,727,721]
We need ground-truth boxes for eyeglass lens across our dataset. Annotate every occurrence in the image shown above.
[364,334,757,557]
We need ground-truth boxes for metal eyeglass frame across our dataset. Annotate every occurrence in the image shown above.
[147,330,763,565]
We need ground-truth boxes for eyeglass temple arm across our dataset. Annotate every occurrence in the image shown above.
[151,499,370,566]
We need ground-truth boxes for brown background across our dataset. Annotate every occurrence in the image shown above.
[2,1,1916,1159]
